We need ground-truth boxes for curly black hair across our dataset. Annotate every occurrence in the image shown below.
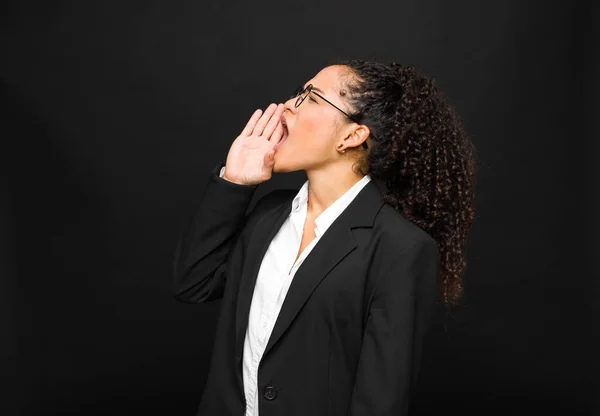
[330,58,477,306]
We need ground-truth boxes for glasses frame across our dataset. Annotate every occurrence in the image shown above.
[292,84,369,149]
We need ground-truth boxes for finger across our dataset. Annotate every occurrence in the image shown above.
[261,104,285,139]
[251,103,277,136]
[268,119,284,143]
[241,109,263,137]
[252,103,277,136]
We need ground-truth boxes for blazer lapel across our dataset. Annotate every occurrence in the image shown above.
[234,199,292,363]
[262,180,384,357]
[233,179,384,382]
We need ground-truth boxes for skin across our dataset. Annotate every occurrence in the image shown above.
[273,65,371,216]
[221,65,372,268]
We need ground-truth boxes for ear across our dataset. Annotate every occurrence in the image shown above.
[345,124,370,148]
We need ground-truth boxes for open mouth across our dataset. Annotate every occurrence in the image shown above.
[275,123,288,150]
[280,122,289,142]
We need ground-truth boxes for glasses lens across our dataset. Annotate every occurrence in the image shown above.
[295,85,312,108]
[291,85,304,99]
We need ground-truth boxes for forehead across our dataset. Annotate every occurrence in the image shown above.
[304,65,347,95]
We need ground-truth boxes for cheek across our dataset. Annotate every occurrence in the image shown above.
[293,113,335,145]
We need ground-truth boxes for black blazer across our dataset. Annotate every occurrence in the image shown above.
[173,161,440,416]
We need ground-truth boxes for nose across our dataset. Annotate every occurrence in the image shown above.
[283,96,297,115]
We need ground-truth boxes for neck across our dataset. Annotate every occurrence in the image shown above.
[304,162,366,216]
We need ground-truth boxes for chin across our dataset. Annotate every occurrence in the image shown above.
[273,153,302,173]
[272,161,293,173]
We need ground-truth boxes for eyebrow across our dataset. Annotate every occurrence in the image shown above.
[304,84,326,95]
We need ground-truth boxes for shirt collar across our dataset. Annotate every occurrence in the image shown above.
[291,180,309,213]
[290,174,372,237]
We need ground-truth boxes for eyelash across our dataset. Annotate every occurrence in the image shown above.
[309,97,317,103]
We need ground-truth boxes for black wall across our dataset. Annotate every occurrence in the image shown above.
[2,1,598,415]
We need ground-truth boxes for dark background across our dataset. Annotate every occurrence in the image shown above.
[1,1,598,415]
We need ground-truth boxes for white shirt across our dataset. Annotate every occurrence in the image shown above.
[219,166,372,416]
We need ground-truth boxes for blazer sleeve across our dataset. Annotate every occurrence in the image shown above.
[172,161,258,303]
[348,238,440,416]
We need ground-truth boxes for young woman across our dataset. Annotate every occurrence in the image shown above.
[173,59,477,416]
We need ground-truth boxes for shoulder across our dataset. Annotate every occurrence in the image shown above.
[244,188,297,223]
[373,203,438,255]
[367,204,441,307]
[251,188,297,213]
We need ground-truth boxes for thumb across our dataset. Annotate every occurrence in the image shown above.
[265,150,275,167]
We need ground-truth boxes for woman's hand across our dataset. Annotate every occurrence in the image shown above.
[222,103,286,186]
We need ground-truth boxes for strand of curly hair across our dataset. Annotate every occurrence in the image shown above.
[333,59,477,306]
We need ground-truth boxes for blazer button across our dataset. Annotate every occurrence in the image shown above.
[263,386,277,400]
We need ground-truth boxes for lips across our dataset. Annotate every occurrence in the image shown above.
[275,122,288,151]
[279,117,289,145]
[281,121,288,137]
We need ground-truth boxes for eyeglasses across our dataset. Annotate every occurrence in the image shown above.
[291,84,368,149]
